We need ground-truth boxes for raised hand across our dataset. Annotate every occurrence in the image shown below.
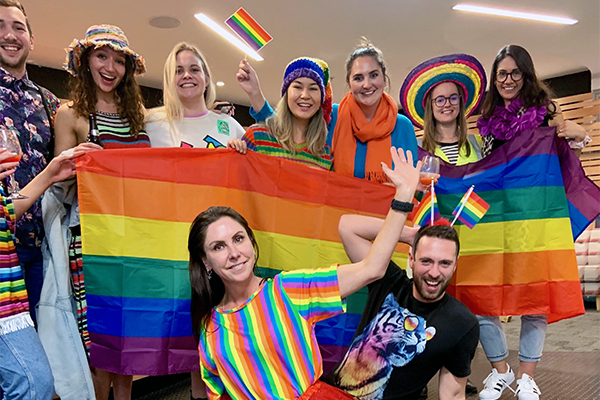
[236,59,261,96]
[381,147,422,197]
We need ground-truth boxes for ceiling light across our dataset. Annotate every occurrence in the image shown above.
[216,81,225,86]
[195,13,264,61]
[452,4,578,25]
[149,16,181,29]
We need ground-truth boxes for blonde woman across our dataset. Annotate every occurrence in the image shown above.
[146,42,244,148]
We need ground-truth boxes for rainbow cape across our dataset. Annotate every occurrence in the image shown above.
[452,188,490,229]
[225,8,272,51]
[419,127,598,322]
[76,149,408,375]
[413,189,441,226]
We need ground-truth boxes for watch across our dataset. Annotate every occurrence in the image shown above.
[391,199,414,212]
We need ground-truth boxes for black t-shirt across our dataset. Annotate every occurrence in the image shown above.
[324,262,479,400]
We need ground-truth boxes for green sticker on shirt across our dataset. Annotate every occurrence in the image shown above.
[217,120,230,136]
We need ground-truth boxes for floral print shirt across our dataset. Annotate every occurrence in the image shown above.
[0,67,59,248]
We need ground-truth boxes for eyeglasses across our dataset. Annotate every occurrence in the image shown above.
[496,69,523,83]
[432,94,460,108]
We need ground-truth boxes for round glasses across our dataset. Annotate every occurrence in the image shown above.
[496,69,523,83]
[432,94,460,108]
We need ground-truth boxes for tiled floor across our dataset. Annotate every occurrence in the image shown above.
[131,304,600,400]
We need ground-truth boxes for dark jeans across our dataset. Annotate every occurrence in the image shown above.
[16,245,44,327]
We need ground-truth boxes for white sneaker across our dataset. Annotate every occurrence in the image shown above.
[516,373,541,400]
[479,365,515,400]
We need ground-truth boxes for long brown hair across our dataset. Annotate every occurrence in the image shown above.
[68,47,145,136]
[480,45,556,119]
[188,206,260,339]
[422,84,469,157]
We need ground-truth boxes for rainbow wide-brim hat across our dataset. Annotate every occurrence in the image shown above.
[65,24,146,76]
[399,54,486,129]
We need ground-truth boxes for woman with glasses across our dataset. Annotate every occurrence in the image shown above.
[477,45,589,158]
[475,45,589,400]
[399,54,487,166]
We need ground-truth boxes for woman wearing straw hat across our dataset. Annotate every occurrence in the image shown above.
[145,42,245,149]
[53,24,150,400]
[399,54,487,166]
[228,57,334,170]
[236,38,417,181]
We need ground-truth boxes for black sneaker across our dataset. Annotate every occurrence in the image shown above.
[466,378,477,394]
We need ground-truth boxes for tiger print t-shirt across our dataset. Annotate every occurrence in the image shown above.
[325,261,479,400]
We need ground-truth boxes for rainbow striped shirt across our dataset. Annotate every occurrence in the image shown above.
[199,266,345,399]
[242,125,333,170]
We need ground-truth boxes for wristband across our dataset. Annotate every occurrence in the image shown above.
[391,199,414,213]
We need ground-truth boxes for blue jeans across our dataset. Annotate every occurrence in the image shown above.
[0,323,54,400]
[477,314,548,363]
[16,246,44,326]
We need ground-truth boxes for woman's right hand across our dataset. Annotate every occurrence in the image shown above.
[236,60,261,96]
[0,149,19,180]
[227,139,247,154]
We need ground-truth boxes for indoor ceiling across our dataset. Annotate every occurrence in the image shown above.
[24,0,600,107]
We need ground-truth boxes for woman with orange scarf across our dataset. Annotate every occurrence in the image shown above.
[237,38,417,183]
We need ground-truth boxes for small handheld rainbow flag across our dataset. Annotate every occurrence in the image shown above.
[226,8,273,52]
[413,189,441,226]
[451,185,490,229]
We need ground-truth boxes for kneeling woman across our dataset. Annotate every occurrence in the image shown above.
[228,58,333,170]
[190,148,421,399]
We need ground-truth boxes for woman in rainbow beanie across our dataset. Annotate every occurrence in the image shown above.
[236,38,418,182]
[228,57,333,170]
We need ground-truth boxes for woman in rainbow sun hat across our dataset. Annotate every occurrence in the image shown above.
[400,53,487,166]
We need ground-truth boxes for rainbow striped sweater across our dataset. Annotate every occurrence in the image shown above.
[199,265,345,399]
[0,188,33,334]
[242,125,333,170]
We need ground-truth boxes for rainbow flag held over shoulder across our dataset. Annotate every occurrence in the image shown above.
[76,149,408,375]
[419,127,599,323]
[412,189,440,226]
[451,186,490,229]
[226,8,272,51]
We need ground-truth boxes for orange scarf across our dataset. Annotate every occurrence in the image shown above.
[332,92,398,182]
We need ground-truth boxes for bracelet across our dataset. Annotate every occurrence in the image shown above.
[391,199,414,212]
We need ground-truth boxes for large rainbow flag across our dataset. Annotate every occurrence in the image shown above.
[421,127,598,322]
[76,149,407,375]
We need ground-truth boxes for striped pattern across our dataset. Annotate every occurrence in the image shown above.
[96,111,150,149]
[200,266,344,399]
[69,226,90,354]
[76,148,404,375]
[0,188,27,323]
[438,142,460,165]
[243,125,332,170]
[225,8,272,51]
[413,190,440,226]
[452,189,490,229]
[420,127,598,322]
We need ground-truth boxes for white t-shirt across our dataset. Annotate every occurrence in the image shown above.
[146,110,246,148]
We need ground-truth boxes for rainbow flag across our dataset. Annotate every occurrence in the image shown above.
[452,187,490,229]
[76,149,408,375]
[419,127,598,322]
[412,189,440,226]
[225,8,272,51]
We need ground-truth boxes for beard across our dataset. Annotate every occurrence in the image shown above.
[0,47,28,74]
[413,274,451,302]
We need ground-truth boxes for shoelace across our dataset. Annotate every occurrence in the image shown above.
[483,371,516,394]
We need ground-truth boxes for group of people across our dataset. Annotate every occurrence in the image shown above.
[0,0,592,399]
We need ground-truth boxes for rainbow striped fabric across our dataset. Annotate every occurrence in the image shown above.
[76,148,405,375]
[420,127,598,322]
[226,8,273,51]
[413,189,440,226]
[200,266,344,399]
[243,125,333,170]
[0,188,29,326]
[452,188,490,229]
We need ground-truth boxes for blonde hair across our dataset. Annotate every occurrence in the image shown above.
[264,92,328,155]
[421,84,470,157]
[148,42,216,143]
